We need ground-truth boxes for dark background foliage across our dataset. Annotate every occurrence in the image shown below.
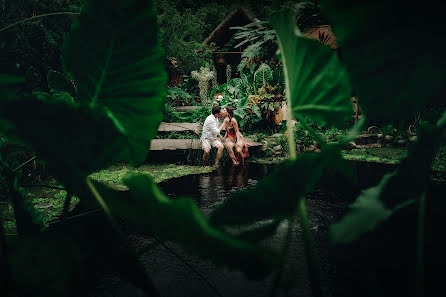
[0,0,84,92]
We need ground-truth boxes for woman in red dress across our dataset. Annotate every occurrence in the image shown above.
[222,107,249,166]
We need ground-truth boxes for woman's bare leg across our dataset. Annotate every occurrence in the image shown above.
[224,140,239,165]
[235,140,245,165]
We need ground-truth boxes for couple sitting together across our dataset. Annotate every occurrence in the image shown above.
[200,105,249,167]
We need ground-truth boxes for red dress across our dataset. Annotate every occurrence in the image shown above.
[227,126,249,159]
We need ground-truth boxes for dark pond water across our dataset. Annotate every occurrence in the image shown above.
[91,161,445,297]
[90,163,364,297]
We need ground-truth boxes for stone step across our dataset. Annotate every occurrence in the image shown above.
[150,138,263,151]
[158,122,202,134]
[171,106,201,112]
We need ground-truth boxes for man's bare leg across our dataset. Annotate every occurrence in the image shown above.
[214,146,224,167]
[202,149,210,166]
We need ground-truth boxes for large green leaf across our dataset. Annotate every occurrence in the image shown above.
[0,0,166,194]
[63,0,167,165]
[329,174,394,244]
[97,173,278,280]
[254,63,273,88]
[210,146,345,226]
[0,94,125,194]
[320,0,446,120]
[7,216,159,297]
[330,120,445,244]
[271,9,352,126]
[0,74,24,100]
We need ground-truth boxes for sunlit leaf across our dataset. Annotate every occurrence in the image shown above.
[63,0,167,165]
[329,174,393,244]
[271,9,352,126]
[320,0,446,120]
[97,173,278,280]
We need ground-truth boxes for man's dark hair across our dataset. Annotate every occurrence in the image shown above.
[211,105,221,115]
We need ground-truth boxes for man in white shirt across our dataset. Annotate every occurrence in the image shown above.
[201,105,227,166]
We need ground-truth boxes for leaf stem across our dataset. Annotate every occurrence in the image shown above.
[85,177,122,236]
[85,178,161,297]
[61,192,73,218]
[297,198,323,297]
[0,156,36,184]
[269,218,294,297]
[416,192,425,297]
[161,241,225,297]
[0,12,80,33]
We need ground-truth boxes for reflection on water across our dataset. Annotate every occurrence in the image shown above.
[159,163,272,215]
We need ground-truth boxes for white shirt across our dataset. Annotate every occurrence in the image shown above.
[201,114,220,141]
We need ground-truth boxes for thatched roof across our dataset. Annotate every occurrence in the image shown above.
[203,7,259,48]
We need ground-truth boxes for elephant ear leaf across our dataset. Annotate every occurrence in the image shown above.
[0,74,25,99]
[47,70,77,98]
[98,173,278,280]
[63,0,167,166]
[0,0,166,196]
[320,0,446,121]
[271,9,352,126]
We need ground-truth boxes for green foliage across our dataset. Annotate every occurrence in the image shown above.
[98,173,278,279]
[320,0,446,121]
[231,20,277,73]
[155,0,229,74]
[0,0,83,91]
[1,0,445,296]
[294,121,316,147]
[0,0,167,196]
[331,118,445,244]
[254,63,273,89]
[191,65,215,106]
[47,70,77,98]
[271,9,353,127]
[167,86,193,105]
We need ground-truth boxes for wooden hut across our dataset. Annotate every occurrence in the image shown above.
[166,57,183,87]
[203,7,261,84]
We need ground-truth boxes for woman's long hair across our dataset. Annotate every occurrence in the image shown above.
[226,106,235,119]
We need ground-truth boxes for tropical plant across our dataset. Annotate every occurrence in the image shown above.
[191,65,215,107]
[254,62,273,89]
[167,86,193,105]
[231,20,277,73]
[0,1,444,297]
[226,63,232,83]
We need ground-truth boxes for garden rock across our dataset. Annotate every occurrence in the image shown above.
[397,139,406,146]
[385,135,393,142]
[273,145,282,152]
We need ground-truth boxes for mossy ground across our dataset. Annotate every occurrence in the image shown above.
[342,146,446,172]
[2,163,215,234]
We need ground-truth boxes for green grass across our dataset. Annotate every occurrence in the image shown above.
[2,163,216,234]
[342,146,446,172]
[342,147,407,164]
